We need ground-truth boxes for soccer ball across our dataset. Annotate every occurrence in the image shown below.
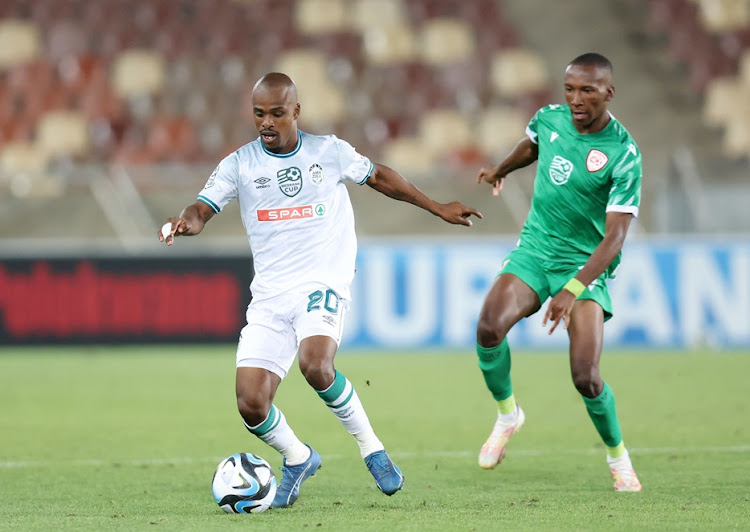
[211,453,277,514]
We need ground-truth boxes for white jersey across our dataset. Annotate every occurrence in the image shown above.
[197,131,373,301]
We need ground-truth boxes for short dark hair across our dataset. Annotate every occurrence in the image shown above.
[569,53,613,73]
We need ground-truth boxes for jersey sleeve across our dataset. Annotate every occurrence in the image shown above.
[525,110,540,145]
[197,152,239,213]
[334,137,375,185]
[606,142,642,217]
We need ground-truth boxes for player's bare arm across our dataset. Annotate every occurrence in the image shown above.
[477,137,539,195]
[542,211,633,333]
[367,163,482,227]
[158,201,215,246]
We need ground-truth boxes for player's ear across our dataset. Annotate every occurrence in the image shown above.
[605,84,615,102]
[294,103,300,119]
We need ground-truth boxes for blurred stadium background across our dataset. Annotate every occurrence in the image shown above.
[0,0,748,350]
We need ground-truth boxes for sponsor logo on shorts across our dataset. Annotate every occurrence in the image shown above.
[257,203,327,221]
[586,149,608,172]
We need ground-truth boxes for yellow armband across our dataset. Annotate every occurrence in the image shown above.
[563,278,586,298]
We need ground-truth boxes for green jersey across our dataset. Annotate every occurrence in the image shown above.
[520,104,642,277]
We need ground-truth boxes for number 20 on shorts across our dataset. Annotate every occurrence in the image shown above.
[307,289,339,313]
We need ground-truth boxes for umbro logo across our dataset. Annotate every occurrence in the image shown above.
[254,177,271,189]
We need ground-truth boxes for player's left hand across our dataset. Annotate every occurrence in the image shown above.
[436,201,483,227]
[542,290,577,334]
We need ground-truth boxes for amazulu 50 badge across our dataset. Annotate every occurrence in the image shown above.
[277,167,302,197]
[309,163,324,185]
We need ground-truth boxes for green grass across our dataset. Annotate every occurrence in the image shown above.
[1,347,749,531]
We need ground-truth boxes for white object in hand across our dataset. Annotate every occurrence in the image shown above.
[161,222,172,239]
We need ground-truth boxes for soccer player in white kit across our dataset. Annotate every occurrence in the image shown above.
[159,73,482,508]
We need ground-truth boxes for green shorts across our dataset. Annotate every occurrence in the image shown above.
[499,246,613,321]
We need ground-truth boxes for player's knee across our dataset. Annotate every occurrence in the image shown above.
[476,315,508,348]
[299,359,335,391]
[571,367,602,398]
[236,394,270,426]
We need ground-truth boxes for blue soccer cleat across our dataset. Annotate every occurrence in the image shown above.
[271,444,321,508]
[364,449,404,496]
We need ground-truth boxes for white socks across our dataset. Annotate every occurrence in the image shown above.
[317,371,385,459]
[244,405,310,465]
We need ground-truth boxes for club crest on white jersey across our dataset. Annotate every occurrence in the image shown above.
[309,163,324,185]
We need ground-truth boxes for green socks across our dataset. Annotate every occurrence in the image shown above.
[477,339,626,453]
[582,382,623,448]
[476,339,513,402]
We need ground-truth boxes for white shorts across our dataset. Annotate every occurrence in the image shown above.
[236,283,349,378]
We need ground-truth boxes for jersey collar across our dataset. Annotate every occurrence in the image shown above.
[260,131,304,158]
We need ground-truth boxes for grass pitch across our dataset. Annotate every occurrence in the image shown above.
[1,346,748,531]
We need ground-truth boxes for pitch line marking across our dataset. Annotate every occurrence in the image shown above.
[1,445,748,469]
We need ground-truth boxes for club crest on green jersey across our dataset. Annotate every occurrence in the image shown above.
[549,155,574,185]
[277,167,302,197]
[586,149,609,172]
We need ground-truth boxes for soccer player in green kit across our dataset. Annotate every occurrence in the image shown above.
[474,53,642,491]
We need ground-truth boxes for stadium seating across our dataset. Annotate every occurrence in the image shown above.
[418,108,472,160]
[380,136,433,175]
[1,0,746,188]
[0,0,554,178]
[489,48,549,99]
[0,141,48,173]
[477,106,530,159]
[702,76,744,127]
[641,0,750,158]
[418,18,476,66]
[111,50,166,98]
[36,109,89,158]
[294,0,348,36]
[0,19,41,68]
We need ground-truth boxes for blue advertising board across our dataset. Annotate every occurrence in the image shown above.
[342,238,750,350]
[1,237,747,348]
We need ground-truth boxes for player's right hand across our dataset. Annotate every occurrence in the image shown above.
[476,167,505,197]
[436,201,483,227]
[158,218,188,246]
